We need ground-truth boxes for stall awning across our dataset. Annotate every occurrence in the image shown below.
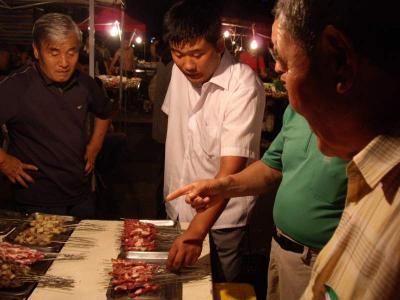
[78,7,146,33]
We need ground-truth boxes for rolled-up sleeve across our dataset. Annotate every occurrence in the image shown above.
[87,79,112,119]
[220,86,265,159]
[262,129,284,170]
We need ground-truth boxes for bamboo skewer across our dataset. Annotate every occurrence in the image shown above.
[18,275,74,289]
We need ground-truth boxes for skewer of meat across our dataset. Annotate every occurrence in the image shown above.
[108,258,210,298]
[0,242,44,265]
[0,259,74,289]
[122,220,159,251]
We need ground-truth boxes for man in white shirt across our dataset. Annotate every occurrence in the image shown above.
[162,0,265,282]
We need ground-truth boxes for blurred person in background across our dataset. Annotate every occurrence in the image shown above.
[239,47,268,80]
[149,40,172,219]
[109,36,135,77]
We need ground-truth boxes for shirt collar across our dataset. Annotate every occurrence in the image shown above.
[353,135,400,188]
[34,62,79,91]
[207,50,233,90]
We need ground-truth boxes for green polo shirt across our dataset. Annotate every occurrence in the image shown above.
[262,106,348,249]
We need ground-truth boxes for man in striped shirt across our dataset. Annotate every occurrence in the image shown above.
[270,1,400,298]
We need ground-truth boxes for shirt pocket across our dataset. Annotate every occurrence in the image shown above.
[198,119,220,159]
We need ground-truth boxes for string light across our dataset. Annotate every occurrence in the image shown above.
[135,36,143,44]
[250,23,258,50]
[250,39,258,50]
[109,20,121,37]
[223,30,230,38]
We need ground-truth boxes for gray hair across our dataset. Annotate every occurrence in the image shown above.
[32,13,82,47]
[274,0,400,75]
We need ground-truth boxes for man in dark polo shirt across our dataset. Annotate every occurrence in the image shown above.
[0,13,112,218]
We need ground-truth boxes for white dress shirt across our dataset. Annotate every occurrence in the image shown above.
[162,50,265,229]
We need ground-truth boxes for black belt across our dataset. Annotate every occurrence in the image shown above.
[273,228,318,254]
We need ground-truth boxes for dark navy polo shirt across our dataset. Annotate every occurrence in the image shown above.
[0,63,112,206]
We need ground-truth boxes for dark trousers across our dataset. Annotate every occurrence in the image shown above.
[209,226,249,282]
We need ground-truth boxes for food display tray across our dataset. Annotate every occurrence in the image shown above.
[0,210,27,235]
[4,213,78,253]
[106,252,182,300]
[0,282,37,300]
[0,258,53,299]
[120,251,168,262]
[138,220,177,228]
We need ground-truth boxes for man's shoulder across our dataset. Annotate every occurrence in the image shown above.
[228,61,263,91]
[169,64,188,86]
[0,64,36,89]
[76,71,102,90]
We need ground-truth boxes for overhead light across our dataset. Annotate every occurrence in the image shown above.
[250,39,258,50]
[109,21,120,37]
[223,30,230,38]
[135,36,143,44]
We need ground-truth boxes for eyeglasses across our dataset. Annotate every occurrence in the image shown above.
[268,47,277,62]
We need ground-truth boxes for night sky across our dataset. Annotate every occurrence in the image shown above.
[126,0,275,39]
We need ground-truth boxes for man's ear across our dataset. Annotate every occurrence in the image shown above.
[32,42,39,60]
[319,25,357,94]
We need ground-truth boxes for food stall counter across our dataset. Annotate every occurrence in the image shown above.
[28,220,212,300]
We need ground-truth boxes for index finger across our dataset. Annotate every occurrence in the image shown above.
[165,185,193,202]
[22,164,38,171]
[167,244,179,270]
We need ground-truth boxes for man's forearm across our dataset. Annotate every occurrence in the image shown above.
[184,197,229,240]
[221,160,282,198]
[181,160,283,240]
[88,118,111,149]
[183,156,248,240]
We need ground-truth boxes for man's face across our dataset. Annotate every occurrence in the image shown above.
[170,38,223,86]
[123,39,130,49]
[272,19,353,159]
[33,33,79,83]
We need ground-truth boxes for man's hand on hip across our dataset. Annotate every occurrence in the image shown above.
[0,152,38,188]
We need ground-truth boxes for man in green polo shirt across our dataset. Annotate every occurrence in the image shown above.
[166,104,348,299]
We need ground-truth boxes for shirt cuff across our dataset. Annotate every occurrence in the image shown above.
[221,147,257,159]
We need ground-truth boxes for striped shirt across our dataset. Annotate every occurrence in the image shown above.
[301,135,400,300]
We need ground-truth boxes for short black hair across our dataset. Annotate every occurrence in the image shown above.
[163,0,222,47]
[274,0,400,76]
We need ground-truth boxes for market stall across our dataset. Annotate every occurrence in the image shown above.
[0,213,212,300]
